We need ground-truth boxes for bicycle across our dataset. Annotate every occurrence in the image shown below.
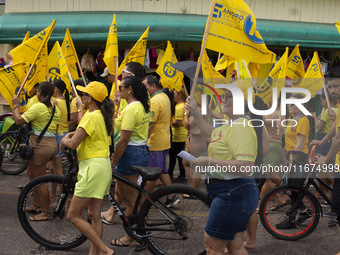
[259,145,334,241]
[0,126,29,175]
[17,149,210,254]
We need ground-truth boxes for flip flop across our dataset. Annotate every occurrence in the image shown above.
[29,213,48,221]
[110,238,136,247]
[26,204,41,213]
[101,214,113,225]
[182,194,198,200]
[17,185,25,190]
[271,201,290,211]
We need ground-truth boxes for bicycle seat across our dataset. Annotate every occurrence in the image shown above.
[130,165,162,181]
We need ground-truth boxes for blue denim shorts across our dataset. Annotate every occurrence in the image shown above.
[115,145,149,176]
[205,177,259,241]
[55,132,68,157]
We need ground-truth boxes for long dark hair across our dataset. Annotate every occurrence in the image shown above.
[93,97,114,136]
[122,76,150,113]
[53,79,70,121]
[162,88,175,117]
[38,81,54,108]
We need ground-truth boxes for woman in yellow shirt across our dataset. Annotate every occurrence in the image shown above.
[60,81,114,255]
[12,81,61,221]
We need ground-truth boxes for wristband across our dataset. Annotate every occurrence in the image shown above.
[13,105,19,110]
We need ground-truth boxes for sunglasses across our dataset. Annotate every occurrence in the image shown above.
[81,92,90,97]
[119,85,129,91]
[122,69,135,76]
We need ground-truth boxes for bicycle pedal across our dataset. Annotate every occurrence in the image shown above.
[135,243,147,252]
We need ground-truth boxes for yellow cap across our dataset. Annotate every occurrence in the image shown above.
[77,81,108,103]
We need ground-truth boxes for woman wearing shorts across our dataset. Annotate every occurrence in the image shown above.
[60,81,114,255]
[12,81,61,221]
[110,76,150,247]
[191,83,262,254]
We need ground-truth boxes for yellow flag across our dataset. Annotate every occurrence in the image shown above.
[0,63,27,111]
[104,14,119,75]
[335,21,340,34]
[205,0,276,63]
[256,47,288,104]
[48,41,71,92]
[286,45,305,85]
[215,54,236,71]
[24,43,49,94]
[61,29,79,80]
[201,50,229,95]
[10,21,56,66]
[156,41,184,92]
[297,52,323,98]
[117,27,149,76]
[238,59,250,79]
[22,31,30,43]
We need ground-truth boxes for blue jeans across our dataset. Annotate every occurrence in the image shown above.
[115,145,149,176]
[205,177,259,241]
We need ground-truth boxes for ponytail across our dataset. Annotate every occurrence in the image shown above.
[53,79,70,121]
[93,96,114,136]
[64,89,70,121]
[38,81,54,108]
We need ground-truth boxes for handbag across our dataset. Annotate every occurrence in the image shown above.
[19,105,56,160]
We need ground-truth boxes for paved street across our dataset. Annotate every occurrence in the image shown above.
[1,169,340,255]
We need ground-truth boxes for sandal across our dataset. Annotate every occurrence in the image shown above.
[271,201,290,211]
[26,204,41,213]
[110,238,136,247]
[29,212,48,221]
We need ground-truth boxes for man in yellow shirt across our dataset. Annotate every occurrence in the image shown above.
[142,75,180,207]
[315,68,340,224]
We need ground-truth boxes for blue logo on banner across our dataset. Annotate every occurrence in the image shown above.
[15,86,26,106]
[243,14,263,44]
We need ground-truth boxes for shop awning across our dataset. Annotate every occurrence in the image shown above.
[0,11,339,49]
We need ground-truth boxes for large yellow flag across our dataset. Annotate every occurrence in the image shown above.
[24,43,49,94]
[22,31,30,43]
[205,0,276,63]
[117,27,149,76]
[156,41,184,92]
[297,52,323,98]
[104,14,119,75]
[215,54,236,71]
[10,21,56,65]
[48,41,71,92]
[0,63,27,111]
[286,45,305,85]
[335,21,340,34]
[61,29,79,80]
[256,47,288,104]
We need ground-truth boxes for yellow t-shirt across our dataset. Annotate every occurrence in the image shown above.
[26,95,40,111]
[208,117,257,180]
[76,110,110,161]
[22,102,61,137]
[148,91,171,151]
[113,101,149,145]
[171,102,187,142]
[285,116,310,154]
[55,98,68,133]
[320,107,338,134]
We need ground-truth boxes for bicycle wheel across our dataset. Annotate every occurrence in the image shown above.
[259,185,320,241]
[138,185,210,255]
[17,174,88,250]
[0,131,28,175]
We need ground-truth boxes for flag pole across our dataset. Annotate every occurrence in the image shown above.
[242,59,258,91]
[315,51,331,109]
[68,71,80,101]
[114,56,118,94]
[191,0,216,94]
[236,59,240,79]
[16,20,57,96]
[182,80,189,97]
[77,62,87,86]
